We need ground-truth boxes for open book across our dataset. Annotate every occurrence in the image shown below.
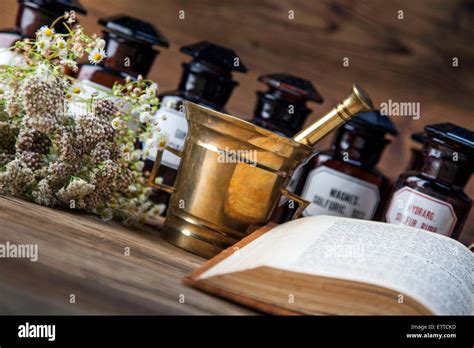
[185,216,473,315]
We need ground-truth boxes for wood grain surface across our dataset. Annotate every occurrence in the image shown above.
[0,0,472,314]
[0,196,254,314]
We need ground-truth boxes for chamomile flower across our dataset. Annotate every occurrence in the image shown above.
[88,48,107,65]
[38,26,55,41]
[37,39,50,55]
[55,37,68,58]
[111,117,123,130]
[71,86,82,94]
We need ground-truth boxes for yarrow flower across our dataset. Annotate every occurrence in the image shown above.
[0,14,164,224]
[88,48,106,65]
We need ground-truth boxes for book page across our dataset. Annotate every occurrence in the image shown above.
[198,216,474,315]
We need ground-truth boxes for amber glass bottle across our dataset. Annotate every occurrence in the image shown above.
[406,132,427,170]
[251,73,323,137]
[143,41,247,211]
[249,73,324,223]
[384,123,473,240]
[280,111,398,222]
[0,0,86,64]
[76,15,169,87]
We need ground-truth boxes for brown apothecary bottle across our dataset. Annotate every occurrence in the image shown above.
[278,110,398,222]
[384,123,473,240]
[76,15,169,87]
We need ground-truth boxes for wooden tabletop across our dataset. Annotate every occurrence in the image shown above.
[0,0,472,313]
[0,196,254,314]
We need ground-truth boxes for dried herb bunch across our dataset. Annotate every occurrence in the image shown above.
[0,12,166,224]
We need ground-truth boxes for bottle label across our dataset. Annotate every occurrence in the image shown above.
[301,166,380,219]
[385,187,457,236]
[146,96,188,170]
[0,50,22,66]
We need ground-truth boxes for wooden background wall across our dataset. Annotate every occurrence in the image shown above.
[1,0,473,244]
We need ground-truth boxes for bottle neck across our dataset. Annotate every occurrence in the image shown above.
[15,4,70,38]
[178,61,237,110]
[333,128,387,167]
[253,89,311,137]
[417,140,471,188]
[102,32,157,77]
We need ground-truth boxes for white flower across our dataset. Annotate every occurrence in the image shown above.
[55,37,68,58]
[148,204,166,218]
[139,111,151,124]
[72,43,84,57]
[37,39,50,55]
[36,63,52,79]
[152,132,168,149]
[135,160,144,171]
[88,48,107,65]
[111,117,123,129]
[131,150,142,161]
[60,58,78,72]
[37,26,55,41]
[95,38,106,50]
[66,10,76,25]
[146,83,158,96]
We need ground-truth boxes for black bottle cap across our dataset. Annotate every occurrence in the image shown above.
[98,15,169,47]
[425,123,473,152]
[19,0,87,15]
[345,110,398,136]
[253,73,323,137]
[411,131,427,144]
[258,73,323,103]
[176,41,246,110]
[180,41,247,73]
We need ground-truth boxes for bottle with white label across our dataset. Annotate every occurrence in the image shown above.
[76,15,169,87]
[283,111,398,222]
[143,41,247,212]
[0,0,87,66]
[385,123,473,240]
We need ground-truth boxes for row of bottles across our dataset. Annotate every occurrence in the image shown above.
[1,1,472,240]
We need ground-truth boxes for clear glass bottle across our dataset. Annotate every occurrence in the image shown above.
[384,123,472,240]
[143,41,247,212]
[76,15,169,87]
[280,111,398,222]
[0,0,87,65]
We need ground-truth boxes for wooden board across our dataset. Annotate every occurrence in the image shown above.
[0,196,254,314]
